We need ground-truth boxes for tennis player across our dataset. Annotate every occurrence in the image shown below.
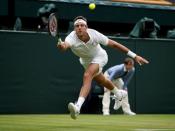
[57,16,149,119]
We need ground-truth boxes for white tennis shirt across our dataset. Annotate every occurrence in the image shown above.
[65,28,108,72]
[65,29,109,69]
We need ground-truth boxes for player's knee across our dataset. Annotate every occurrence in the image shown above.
[83,72,92,80]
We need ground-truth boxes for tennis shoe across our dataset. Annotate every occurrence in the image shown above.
[113,99,122,110]
[113,90,127,110]
[68,102,79,120]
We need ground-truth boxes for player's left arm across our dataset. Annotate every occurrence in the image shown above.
[107,39,149,65]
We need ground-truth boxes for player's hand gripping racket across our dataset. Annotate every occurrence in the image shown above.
[48,13,62,45]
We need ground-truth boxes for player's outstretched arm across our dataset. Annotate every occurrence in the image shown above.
[107,39,149,65]
[107,39,129,53]
[57,41,71,51]
[135,55,149,65]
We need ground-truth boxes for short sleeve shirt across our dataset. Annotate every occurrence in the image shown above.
[65,28,108,60]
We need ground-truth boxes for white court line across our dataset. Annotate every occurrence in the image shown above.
[134,129,175,131]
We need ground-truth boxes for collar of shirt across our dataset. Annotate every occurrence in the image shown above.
[124,65,134,73]
[124,65,127,72]
[76,30,93,45]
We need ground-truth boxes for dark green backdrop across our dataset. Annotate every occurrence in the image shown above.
[0,31,175,114]
[14,0,175,26]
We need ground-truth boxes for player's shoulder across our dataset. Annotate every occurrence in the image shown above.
[87,28,107,40]
[87,28,101,35]
[66,31,76,40]
[65,31,77,45]
[67,31,76,37]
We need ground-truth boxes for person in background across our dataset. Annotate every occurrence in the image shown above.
[102,57,136,115]
[37,3,57,31]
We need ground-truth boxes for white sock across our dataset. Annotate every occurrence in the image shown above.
[75,97,85,111]
[111,87,118,95]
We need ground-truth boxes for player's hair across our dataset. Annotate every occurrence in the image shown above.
[124,57,134,65]
[73,16,87,23]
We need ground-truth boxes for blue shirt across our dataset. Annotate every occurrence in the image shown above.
[106,64,135,89]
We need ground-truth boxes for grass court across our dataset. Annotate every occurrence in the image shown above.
[0,114,175,131]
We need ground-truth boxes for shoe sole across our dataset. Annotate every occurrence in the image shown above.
[68,103,77,120]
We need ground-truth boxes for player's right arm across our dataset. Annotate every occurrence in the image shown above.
[57,41,71,51]
[57,31,74,51]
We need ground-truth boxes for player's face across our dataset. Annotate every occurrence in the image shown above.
[74,23,87,37]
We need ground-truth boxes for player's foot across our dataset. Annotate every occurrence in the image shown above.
[115,89,127,101]
[113,90,127,110]
[124,111,136,116]
[113,100,122,110]
[68,102,79,120]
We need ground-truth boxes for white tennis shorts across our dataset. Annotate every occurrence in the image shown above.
[80,54,108,75]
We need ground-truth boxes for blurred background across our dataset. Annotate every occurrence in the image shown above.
[0,0,175,114]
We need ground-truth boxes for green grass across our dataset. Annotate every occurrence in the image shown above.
[0,114,175,131]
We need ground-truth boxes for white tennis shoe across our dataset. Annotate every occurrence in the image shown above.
[113,90,127,110]
[113,100,122,110]
[68,102,80,120]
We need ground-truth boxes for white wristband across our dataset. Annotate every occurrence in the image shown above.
[127,50,137,58]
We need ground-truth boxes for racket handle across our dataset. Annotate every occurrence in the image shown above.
[57,38,62,45]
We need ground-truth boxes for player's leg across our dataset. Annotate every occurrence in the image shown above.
[93,72,114,90]
[79,63,99,98]
[68,63,99,119]
[93,73,127,105]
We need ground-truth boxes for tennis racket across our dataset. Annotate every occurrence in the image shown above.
[48,13,62,44]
